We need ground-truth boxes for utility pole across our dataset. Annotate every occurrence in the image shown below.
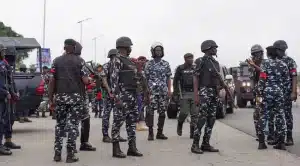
[77,18,92,44]
[92,35,104,63]
[42,0,47,48]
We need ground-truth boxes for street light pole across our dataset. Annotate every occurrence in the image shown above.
[92,35,104,63]
[77,18,92,44]
[42,0,47,48]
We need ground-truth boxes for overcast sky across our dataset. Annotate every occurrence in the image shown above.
[1,0,299,70]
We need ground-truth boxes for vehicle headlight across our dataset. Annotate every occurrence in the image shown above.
[242,82,246,86]
[246,82,251,86]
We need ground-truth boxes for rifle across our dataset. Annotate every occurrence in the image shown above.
[177,81,183,99]
[207,58,237,108]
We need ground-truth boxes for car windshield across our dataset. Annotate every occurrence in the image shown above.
[239,66,250,76]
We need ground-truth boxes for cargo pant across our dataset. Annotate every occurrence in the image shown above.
[102,97,113,136]
[54,94,83,154]
[194,87,218,145]
[178,92,197,134]
[111,91,139,144]
[137,94,145,121]
[0,102,6,145]
[258,87,286,142]
[145,95,168,132]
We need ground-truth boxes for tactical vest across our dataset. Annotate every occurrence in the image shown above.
[179,65,194,91]
[0,61,8,100]
[118,56,138,91]
[198,57,221,88]
[54,55,84,95]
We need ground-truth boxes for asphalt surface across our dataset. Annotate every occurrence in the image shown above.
[1,109,300,166]
[220,101,300,156]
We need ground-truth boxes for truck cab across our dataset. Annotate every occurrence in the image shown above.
[229,62,254,108]
[0,37,43,116]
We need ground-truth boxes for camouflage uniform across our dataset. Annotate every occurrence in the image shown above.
[101,62,113,136]
[144,57,172,139]
[257,46,289,149]
[268,56,297,142]
[51,46,86,161]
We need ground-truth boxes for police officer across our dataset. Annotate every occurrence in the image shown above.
[100,49,127,143]
[2,46,21,150]
[192,40,220,154]
[73,42,96,152]
[110,36,143,158]
[49,39,88,163]
[273,40,297,146]
[256,45,289,150]
[0,44,12,156]
[144,42,172,141]
[246,44,264,141]
[19,64,27,72]
[29,65,36,73]
[173,53,197,139]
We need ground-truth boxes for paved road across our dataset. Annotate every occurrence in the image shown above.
[1,115,300,166]
[220,101,300,156]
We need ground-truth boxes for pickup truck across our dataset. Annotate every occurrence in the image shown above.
[1,37,44,116]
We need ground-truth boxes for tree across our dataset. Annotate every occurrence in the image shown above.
[0,21,29,65]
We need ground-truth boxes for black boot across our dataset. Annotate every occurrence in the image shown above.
[119,136,127,142]
[148,127,154,141]
[112,142,126,158]
[0,145,12,156]
[53,151,61,162]
[80,142,96,151]
[177,122,183,136]
[258,134,267,150]
[273,136,286,150]
[127,140,143,157]
[4,141,21,149]
[103,135,112,143]
[156,115,168,140]
[267,135,276,145]
[190,125,194,139]
[66,149,79,163]
[201,144,219,152]
[191,138,203,154]
[285,132,294,146]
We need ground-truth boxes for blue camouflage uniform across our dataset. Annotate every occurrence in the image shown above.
[110,54,139,143]
[51,56,86,155]
[257,58,289,143]
[268,55,297,140]
[144,59,172,135]
[101,62,113,137]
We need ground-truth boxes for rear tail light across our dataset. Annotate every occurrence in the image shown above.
[36,80,45,95]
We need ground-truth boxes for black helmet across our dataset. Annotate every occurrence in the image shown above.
[273,40,288,51]
[19,64,27,69]
[74,42,83,56]
[116,36,133,48]
[266,46,278,57]
[150,42,164,58]
[184,53,194,58]
[107,49,117,58]
[250,44,263,54]
[201,40,218,52]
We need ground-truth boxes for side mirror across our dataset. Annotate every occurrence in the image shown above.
[225,74,233,80]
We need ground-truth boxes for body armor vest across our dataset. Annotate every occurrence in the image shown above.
[179,65,194,91]
[198,57,221,88]
[54,55,84,95]
[0,61,8,100]
[118,56,138,91]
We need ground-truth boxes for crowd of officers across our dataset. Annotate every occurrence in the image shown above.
[0,37,297,163]
[247,41,297,150]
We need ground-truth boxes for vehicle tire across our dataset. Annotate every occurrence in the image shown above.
[167,103,178,119]
[250,100,255,107]
[216,103,226,119]
[226,106,234,114]
[237,97,247,108]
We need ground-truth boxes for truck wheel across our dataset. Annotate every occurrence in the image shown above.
[226,106,234,114]
[237,97,247,108]
[167,103,178,119]
[216,103,226,119]
[250,100,255,107]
